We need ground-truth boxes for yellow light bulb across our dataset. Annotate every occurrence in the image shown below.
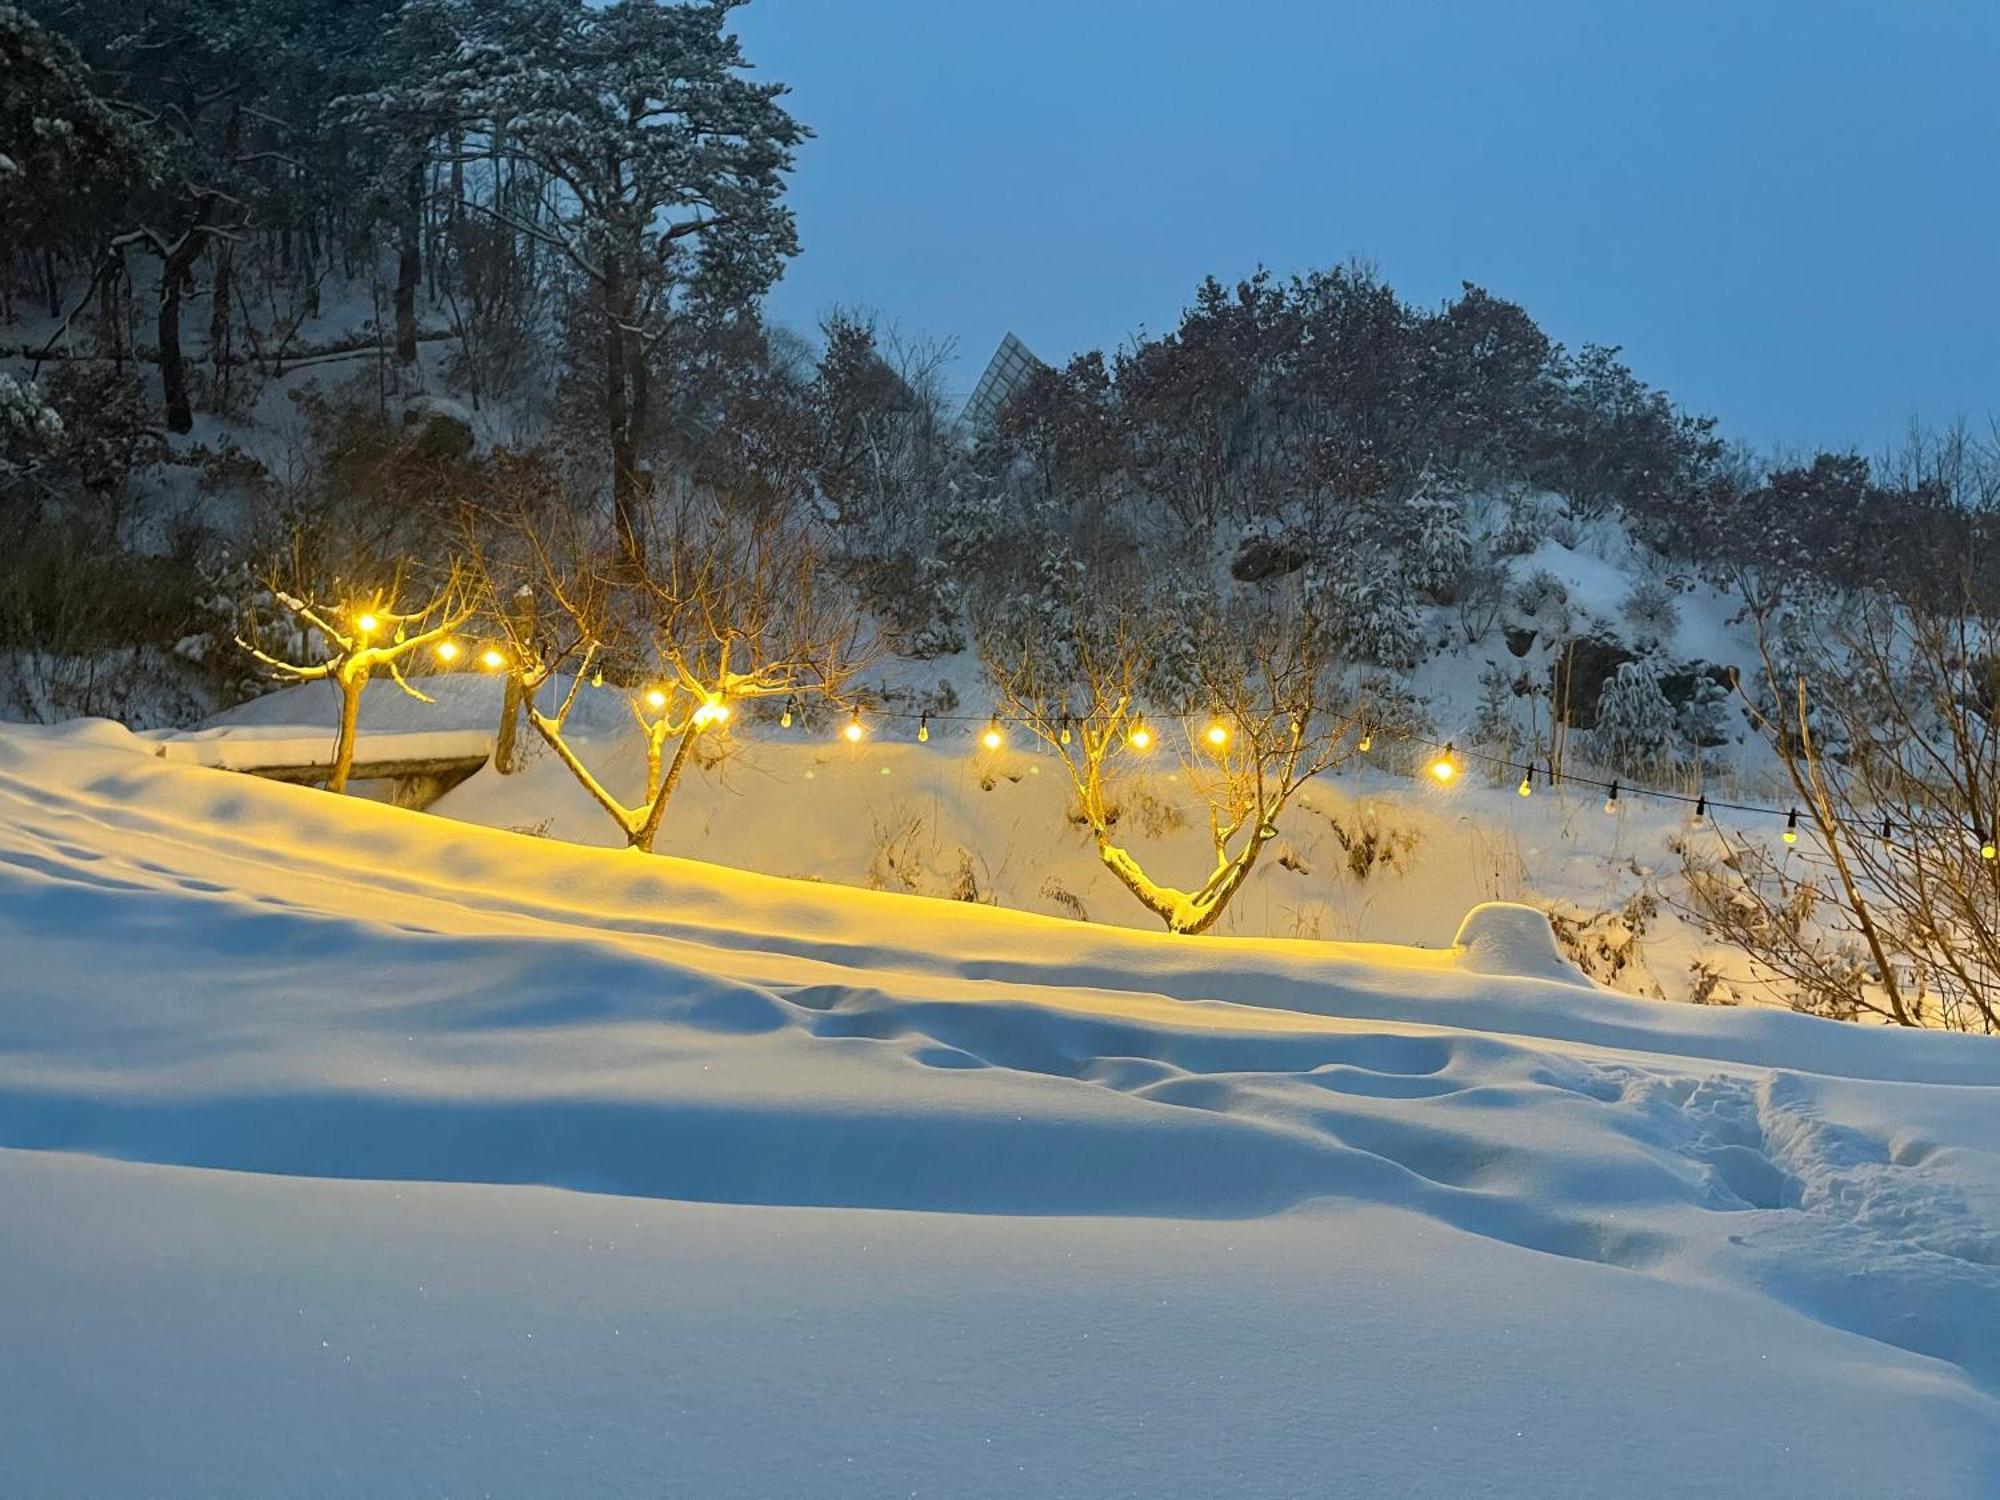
[645,688,667,710]
[1984,841,1997,861]
[1205,723,1230,748]
[1517,777,1532,797]
[918,719,930,743]
[981,727,1003,751]
[1358,734,1373,753]
[693,695,729,727]
[435,640,460,663]
[1129,726,1153,750]
[479,648,506,671]
[1430,758,1456,784]
[355,612,380,635]
[843,719,864,744]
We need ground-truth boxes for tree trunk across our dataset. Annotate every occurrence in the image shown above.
[632,727,697,852]
[207,240,233,412]
[328,671,365,794]
[601,249,647,557]
[395,157,423,365]
[97,256,126,366]
[157,258,192,434]
[156,196,213,435]
[494,591,535,774]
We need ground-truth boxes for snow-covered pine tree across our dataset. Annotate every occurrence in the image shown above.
[1307,553,1427,670]
[1472,661,1522,759]
[1594,659,1677,772]
[1406,486,1472,603]
[357,0,806,552]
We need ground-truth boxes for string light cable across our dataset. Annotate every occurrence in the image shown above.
[527,673,1993,857]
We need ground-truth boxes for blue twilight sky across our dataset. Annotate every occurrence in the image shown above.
[732,0,1998,458]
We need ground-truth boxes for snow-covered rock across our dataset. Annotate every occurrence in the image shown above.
[1453,900,1590,985]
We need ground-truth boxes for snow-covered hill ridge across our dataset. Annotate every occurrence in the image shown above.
[3,719,2000,1493]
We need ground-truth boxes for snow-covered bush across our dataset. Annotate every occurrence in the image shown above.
[0,373,63,469]
[1675,672,1735,749]
[1593,659,1678,771]
[1472,661,1524,759]
[1509,568,1572,633]
[856,553,965,659]
[1406,489,1472,603]
[1621,576,1680,647]
[1309,555,1426,669]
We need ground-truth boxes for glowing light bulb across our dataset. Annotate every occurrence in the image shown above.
[479,648,506,671]
[1059,718,1071,746]
[843,716,864,744]
[1204,723,1230,749]
[780,697,794,728]
[1129,725,1153,751]
[693,694,729,727]
[434,640,460,663]
[1783,810,1799,844]
[645,688,668,710]
[1430,758,1456,784]
[1358,733,1373,753]
[981,724,1004,751]
[354,612,380,635]
[1518,776,1532,797]
[917,713,930,743]
[1984,840,1998,861]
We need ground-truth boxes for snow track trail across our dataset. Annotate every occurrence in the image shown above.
[2,720,1999,1497]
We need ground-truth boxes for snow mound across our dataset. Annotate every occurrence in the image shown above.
[1453,901,1590,985]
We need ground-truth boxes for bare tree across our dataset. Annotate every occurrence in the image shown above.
[1681,595,2000,1031]
[981,571,1357,935]
[237,558,477,793]
[475,490,871,852]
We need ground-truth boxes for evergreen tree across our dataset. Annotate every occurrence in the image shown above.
[1594,659,1677,771]
[363,0,806,551]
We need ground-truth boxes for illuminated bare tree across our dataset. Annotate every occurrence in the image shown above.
[980,569,1358,935]
[236,559,478,794]
[477,492,870,852]
[1681,595,2000,1030]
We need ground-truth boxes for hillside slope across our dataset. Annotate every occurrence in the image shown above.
[1,720,1997,1496]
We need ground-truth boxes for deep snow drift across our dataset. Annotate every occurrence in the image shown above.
[2,719,1998,1496]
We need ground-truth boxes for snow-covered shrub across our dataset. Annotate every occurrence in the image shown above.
[1509,568,1571,633]
[1472,661,1524,758]
[1309,555,1426,669]
[42,364,158,500]
[1493,489,1556,557]
[1356,671,1435,743]
[1674,672,1735,749]
[1547,892,1662,996]
[1621,576,1680,648]
[1406,488,1473,603]
[1593,659,1678,771]
[0,372,63,468]
[981,548,1087,682]
[1140,576,1213,713]
[857,552,965,659]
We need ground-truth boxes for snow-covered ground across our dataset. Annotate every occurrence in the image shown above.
[3,718,1999,1495]
[198,673,1756,1000]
